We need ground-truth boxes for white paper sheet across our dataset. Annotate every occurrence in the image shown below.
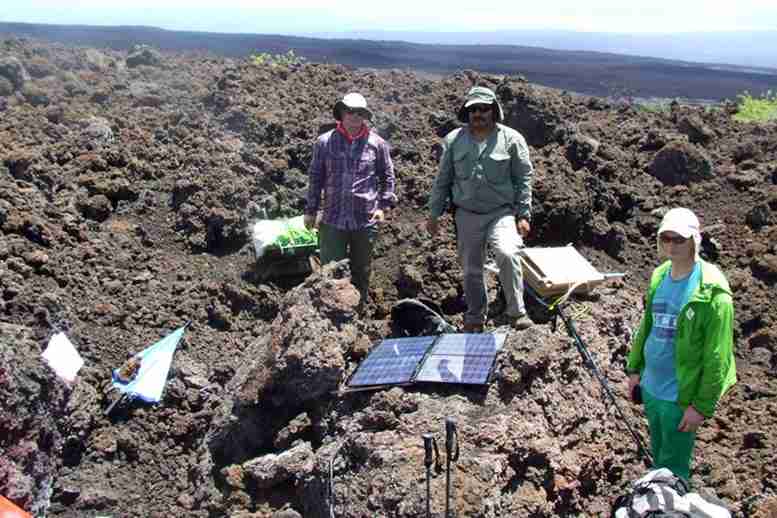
[41,332,84,383]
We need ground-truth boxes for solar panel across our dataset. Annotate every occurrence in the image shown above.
[347,334,506,389]
[348,336,436,387]
[415,355,497,384]
[367,337,434,358]
[427,333,505,356]
[415,333,506,385]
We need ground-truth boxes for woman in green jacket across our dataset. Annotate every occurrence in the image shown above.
[626,207,736,482]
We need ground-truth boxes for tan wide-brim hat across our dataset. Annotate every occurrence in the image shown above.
[333,92,373,121]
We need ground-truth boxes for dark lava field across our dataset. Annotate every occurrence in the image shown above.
[1,37,776,517]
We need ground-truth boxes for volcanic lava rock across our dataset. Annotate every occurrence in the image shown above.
[237,261,361,409]
[648,140,714,185]
[78,194,113,222]
[21,82,50,106]
[566,132,601,170]
[0,77,13,96]
[0,56,30,89]
[126,44,163,68]
[83,48,114,71]
[746,204,771,230]
[678,115,714,145]
[395,264,424,298]
[242,442,315,489]
[0,323,68,516]
[80,117,114,147]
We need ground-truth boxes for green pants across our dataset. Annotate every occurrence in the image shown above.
[643,389,697,482]
[319,223,377,302]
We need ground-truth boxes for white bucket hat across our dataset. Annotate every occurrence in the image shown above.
[333,92,373,121]
[657,207,702,260]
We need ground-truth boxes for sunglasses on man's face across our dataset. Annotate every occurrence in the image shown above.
[469,104,492,114]
[659,234,689,245]
[343,107,367,117]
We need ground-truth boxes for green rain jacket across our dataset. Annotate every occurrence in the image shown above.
[627,260,737,417]
[428,123,533,220]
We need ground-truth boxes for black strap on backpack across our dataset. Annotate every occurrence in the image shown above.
[611,472,690,518]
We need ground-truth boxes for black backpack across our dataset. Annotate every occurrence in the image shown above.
[391,298,457,337]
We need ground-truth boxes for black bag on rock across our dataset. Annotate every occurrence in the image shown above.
[391,298,457,337]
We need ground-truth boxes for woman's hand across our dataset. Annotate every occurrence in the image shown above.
[678,405,705,433]
[627,374,640,398]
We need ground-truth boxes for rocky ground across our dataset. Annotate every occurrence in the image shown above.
[1,37,776,517]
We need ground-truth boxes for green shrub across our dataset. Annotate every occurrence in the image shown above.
[734,90,777,122]
[637,100,673,115]
[250,49,306,67]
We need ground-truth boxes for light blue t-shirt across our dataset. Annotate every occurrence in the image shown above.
[641,262,701,402]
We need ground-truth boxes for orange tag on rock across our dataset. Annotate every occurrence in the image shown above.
[0,496,32,518]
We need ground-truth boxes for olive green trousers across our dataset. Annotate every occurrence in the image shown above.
[319,223,377,302]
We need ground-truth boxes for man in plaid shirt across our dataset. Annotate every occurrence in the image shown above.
[304,93,397,303]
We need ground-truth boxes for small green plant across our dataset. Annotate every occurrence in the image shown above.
[637,100,673,115]
[250,49,306,67]
[703,104,723,115]
[734,90,777,122]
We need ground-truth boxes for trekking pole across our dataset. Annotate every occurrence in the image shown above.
[329,453,335,518]
[552,303,653,463]
[103,393,126,416]
[444,418,460,518]
[423,433,440,518]
[328,441,346,518]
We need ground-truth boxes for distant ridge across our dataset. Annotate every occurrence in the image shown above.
[1,21,775,100]
[309,29,777,70]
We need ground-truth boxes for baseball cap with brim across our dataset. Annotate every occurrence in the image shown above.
[656,207,702,260]
[333,92,373,121]
[657,207,700,239]
[457,86,504,123]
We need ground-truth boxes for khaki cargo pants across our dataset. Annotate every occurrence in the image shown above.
[455,207,526,326]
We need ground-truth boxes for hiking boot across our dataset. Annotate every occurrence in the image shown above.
[461,322,484,334]
[511,315,534,330]
[495,313,533,330]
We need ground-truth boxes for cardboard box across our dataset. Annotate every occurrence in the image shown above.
[519,246,606,298]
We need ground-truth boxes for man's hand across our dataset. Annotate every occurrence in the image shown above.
[427,217,440,236]
[370,209,386,224]
[678,405,705,433]
[516,217,530,238]
[303,214,317,230]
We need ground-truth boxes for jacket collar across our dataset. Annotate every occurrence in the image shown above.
[651,260,732,303]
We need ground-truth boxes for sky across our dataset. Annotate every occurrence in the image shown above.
[2,0,777,34]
